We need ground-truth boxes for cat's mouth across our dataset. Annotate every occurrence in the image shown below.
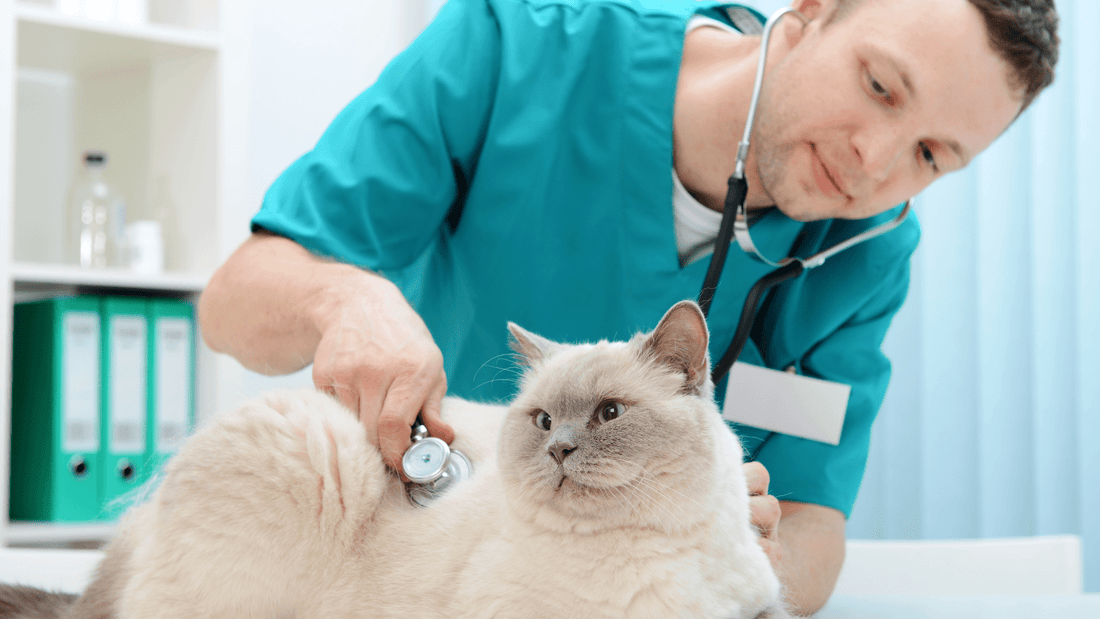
[554,473,623,494]
[556,474,592,493]
[556,474,573,491]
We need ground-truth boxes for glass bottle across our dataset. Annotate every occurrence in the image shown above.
[66,151,127,268]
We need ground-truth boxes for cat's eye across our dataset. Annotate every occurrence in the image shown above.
[534,410,552,431]
[597,400,626,424]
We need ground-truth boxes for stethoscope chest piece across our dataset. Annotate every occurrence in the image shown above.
[407,449,473,508]
[402,421,473,507]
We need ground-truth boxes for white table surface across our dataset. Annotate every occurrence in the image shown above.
[814,594,1100,618]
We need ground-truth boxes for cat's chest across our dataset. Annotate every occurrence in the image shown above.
[455,528,713,618]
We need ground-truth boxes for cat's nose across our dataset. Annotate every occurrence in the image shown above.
[548,441,576,465]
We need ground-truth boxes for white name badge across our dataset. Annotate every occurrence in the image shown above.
[721,362,850,445]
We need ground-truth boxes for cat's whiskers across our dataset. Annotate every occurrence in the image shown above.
[637,477,711,529]
[631,485,693,533]
[606,484,637,522]
[471,352,526,392]
[631,474,707,530]
[619,482,677,537]
[621,485,683,539]
[637,470,710,514]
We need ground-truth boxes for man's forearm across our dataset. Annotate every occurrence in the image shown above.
[775,501,847,616]
[198,232,383,375]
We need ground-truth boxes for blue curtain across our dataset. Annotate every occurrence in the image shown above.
[847,0,1100,592]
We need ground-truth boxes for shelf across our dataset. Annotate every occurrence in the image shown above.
[12,262,209,294]
[17,3,220,74]
[6,521,116,545]
[17,3,220,49]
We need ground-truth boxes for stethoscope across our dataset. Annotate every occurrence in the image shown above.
[402,7,914,506]
[699,6,912,384]
[402,417,473,507]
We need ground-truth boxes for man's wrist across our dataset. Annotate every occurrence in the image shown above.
[309,262,394,338]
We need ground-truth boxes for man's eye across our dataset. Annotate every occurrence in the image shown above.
[865,69,895,105]
[919,142,939,172]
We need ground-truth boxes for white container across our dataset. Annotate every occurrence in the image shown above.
[125,220,164,273]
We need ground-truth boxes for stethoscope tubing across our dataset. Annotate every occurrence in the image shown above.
[709,259,803,383]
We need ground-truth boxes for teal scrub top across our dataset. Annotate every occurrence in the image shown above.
[252,0,921,518]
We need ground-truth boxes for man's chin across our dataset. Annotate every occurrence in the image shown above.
[770,196,829,223]
[771,190,878,222]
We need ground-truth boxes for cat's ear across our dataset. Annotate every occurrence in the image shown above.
[642,301,710,393]
[508,323,561,366]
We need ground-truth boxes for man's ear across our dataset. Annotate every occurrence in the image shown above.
[790,0,834,22]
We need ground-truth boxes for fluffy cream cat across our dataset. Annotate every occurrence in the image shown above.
[16,301,788,618]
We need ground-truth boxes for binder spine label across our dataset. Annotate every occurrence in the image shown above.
[110,315,148,454]
[156,317,192,453]
[63,311,101,453]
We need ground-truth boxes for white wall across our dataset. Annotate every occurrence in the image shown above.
[208,0,434,420]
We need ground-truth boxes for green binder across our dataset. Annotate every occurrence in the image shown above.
[10,296,102,522]
[144,299,195,480]
[99,297,150,520]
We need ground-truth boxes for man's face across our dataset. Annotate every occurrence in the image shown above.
[752,0,1023,221]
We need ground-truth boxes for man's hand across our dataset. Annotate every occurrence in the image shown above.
[311,276,454,471]
[200,232,454,474]
[741,461,848,616]
[744,461,784,568]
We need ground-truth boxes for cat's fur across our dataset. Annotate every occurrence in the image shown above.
[0,586,76,619]
[1,301,788,618]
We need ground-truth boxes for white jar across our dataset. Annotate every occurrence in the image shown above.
[126,220,164,273]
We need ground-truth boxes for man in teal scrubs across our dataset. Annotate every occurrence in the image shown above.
[199,0,1059,613]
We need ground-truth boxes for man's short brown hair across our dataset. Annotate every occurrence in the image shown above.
[967,0,1059,112]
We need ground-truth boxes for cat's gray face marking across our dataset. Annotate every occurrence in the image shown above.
[499,302,717,527]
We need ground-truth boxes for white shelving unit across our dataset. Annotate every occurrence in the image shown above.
[1,0,231,548]
[12,262,209,293]
[1,0,433,550]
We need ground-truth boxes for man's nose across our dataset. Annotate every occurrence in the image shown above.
[851,122,908,183]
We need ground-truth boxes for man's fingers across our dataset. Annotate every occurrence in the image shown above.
[743,461,770,496]
[743,463,782,568]
[749,493,782,539]
[355,383,388,447]
[758,538,784,567]
[375,374,440,470]
[750,494,783,569]
[314,377,365,430]
[376,408,415,471]
[421,378,454,445]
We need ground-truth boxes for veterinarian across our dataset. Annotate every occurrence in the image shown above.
[198,0,1059,614]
